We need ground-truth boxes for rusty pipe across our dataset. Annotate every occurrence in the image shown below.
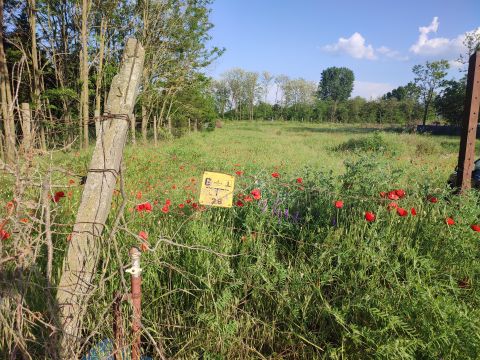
[128,247,142,360]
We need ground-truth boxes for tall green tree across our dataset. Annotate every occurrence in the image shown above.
[382,82,420,102]
[412,60,449,126]
[316,66,354,121]
[435,77,466,126]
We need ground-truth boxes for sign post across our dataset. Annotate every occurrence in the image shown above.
[456,51,480,192]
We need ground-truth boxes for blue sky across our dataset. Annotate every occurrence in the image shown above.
[206,0,480,99]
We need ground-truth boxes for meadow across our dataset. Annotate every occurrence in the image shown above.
[1,121,480,359]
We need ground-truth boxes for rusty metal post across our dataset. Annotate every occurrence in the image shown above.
[456,51,480,192]
[128,247,142,360]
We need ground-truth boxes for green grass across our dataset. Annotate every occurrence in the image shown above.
[1,121,480,359]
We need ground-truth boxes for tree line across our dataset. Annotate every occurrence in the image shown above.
[0,0,221,164]
[212,32,479,126]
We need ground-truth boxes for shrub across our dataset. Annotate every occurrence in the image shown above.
[335,132,393,154]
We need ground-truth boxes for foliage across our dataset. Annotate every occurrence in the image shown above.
[335,132,394,153]
[382,82,420,102]
[3,122,478,358]
[435,77,466,126]
[412,60,450,125]
[316,66,355,102]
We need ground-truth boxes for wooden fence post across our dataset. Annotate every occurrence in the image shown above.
[55,38,144,358]
[94,109,101,140]
[456,51,480,192]
[20,103,32,155]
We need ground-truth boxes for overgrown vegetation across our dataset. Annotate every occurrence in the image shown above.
[2,122,479,358]
[335,132,394,154]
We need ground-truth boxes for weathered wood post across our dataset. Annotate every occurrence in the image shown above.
[94,109,101,140]
[55,38,144,358]
[20,103,32,155]
[456,51,480,192]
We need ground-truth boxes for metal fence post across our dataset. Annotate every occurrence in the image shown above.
[128,247,142,360]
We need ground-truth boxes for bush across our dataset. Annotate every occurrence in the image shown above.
[335,132,392,153]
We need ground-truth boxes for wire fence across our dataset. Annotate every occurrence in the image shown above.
[0,113,456,359]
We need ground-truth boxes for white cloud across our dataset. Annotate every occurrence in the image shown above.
[448,59,464,69]
[323,33,407,61]
[409,17,479,58]
[351,81,395,100]
[376,46,409,61]
[323,32,377,60]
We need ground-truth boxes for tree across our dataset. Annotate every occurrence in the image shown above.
[212,78,230,118]
[260,71,274,118]
[435,77,466,126]
[382,82,420,102]
[412,60,449,126]
[457,29,480,69]
[317,67,354,121]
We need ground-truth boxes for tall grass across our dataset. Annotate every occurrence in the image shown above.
[1,121,479,359]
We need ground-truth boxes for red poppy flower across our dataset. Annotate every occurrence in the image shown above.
[143,202,152,212]
[445,217,455,226]
[335,200,344,209]
[178,203,185,209]
[165,199,171,206]
[244,196,253,202]
[396,207,408,217]
[427,195,438,203]
[0,229,10,241]
[136,191,142,200]
[135,203,145,212]
[161,205,169,214]
[235,170,244,176]
[69,179,75,185]
[191,203,199,210]
[186,199,192,204]
[387,202,398,211]
[172,184,177,190]
[410,207,417,216]
[387,191,399,200]
[236,200,244,207]
[365,211,376,222]
[271,172,280,178]
[471,224,480,232]
[138,231,148,240]
[296,178,303,184]
[395,189,406,198]
[251,189,261,200]
[52,191,66,203]
[20,218,28,223]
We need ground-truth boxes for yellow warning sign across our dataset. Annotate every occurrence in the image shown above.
[199,171,235,208]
